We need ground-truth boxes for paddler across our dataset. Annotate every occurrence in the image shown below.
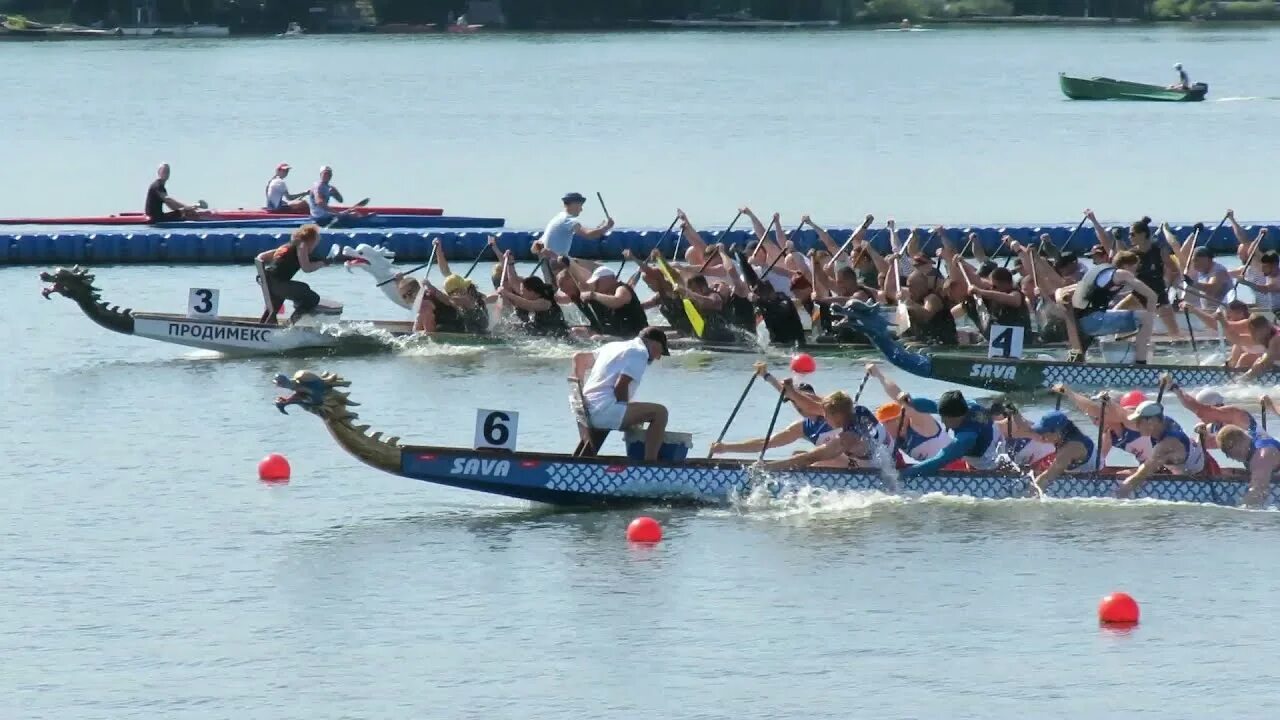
[895,259,959,346]
[571,263,649,338]
[1055,249,1157,364]
[1124,216,1183,339]
[1115,400,1212,497]
[538,192,614,260]
[264,162,308,213]
[709,365,844,463]
[255,223,334,324]
[1055,384,1153,468]
[759,389,886,471]
[1003,410,1100,492]
[494,249,568,337]
[575,327,671,462]
[897,389,1006,477]
[1166,375,1263,438]
[145,163,208,223]
[305,165,345,221]
[1184,246,1230,311]
[1214,425,1280,507]
[1238,314,1280,382]
[865,363,954,465]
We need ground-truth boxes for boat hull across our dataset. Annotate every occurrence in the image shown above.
[1059,73,1207,102]
[0,206,444,226]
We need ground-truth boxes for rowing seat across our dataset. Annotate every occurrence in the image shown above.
[568,377,610,457]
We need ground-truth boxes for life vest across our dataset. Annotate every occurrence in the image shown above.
[1072,263,1121,317]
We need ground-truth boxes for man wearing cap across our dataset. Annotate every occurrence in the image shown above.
[575,327,670,462]
[710,364,842,462]
[1005,409,1100,493]
[264,163,308,213]
[1116,400,1210,497]
[1184,246,1230,311]
[1170,63,1190,91]
[539,192,614,260]
[1214,424,1280,507]
[1166,374,1263,439]
[897,389,1006,478]
[1054,384,1153,466]
[306,165,345,221]
[569,262,648,338]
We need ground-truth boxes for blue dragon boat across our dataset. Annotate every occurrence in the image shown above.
[270,370,1269,508]
[832,302,1280,393]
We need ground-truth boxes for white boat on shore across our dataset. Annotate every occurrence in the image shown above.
[117,24,229,37]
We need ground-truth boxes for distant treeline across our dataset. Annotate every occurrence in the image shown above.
[4,0,1277,31]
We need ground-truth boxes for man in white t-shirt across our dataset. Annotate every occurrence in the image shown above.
[540,192,614,259]
[574,327,670,462]
[264,163,308,213]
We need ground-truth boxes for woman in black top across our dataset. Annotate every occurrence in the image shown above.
[255,223,331,323]
[500,274,568,337]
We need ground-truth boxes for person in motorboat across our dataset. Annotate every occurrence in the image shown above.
[896,389,1008,478]
[1214,425,1280,507]
[574,327,671,462]
[264,162,308,213]
[1236,314,1280,382]
[538,192,614,261]
[759,389,885,471]
[1184,246,1231,311]
[1115,400,1214,498]
[1003,410,1100,493]
[305,165,345,222]
[1170,63,1190,91]
[1165,376,1264,439]
[1055,249,1157,363]
[864,363,955,465]
[255,223,337,324]
[145,163,209,223]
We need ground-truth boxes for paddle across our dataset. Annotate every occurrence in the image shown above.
[1230,229,1266,302]
[626,215,680,275]
[892,249,911,332]
[826,227,876,272]
[1095,394,1108,473]
[758,381,789,462]
[595,192,612,224]
[463,236,496,279]
[324,197,371,229]
[708,368,761,459]
[851,369,871,405]
[1263,398,1269,433]
[1203,211,1230,253]
[656,254,706,338]
[1156,374,1168,404]
[1052,215,1089,257]
[1181,228,1202,359]
[692,211,746,273]
[376,242,437,287]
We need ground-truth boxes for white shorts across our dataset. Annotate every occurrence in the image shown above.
[586,400,628,431]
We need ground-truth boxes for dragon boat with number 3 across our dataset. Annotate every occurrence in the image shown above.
[832,301,1280,393]
[268,369,1274,508]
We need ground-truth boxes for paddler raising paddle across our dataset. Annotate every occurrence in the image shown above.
[145,163,208,223]
[264,162,308,213]
[305,165,345,222]
[759,388,887,471]
[255,223,335,324]
[1214,425,1280,507]
[1003,410,1100,493]
[539,192,614,260]
[1115,400,1213,498]
[1166,375,1264,439]
[897,390,1007,477]
[1055,250,1156,364]
[574,327,671,462]
[1237,314,1280,382]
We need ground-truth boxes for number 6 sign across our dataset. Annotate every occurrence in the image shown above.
[187,288,220,319]
[474,409,518,451]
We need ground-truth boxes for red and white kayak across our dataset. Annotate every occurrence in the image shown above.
[0,205,444,226]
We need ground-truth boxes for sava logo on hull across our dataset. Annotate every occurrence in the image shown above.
[450,458,511,477]
[968,363,1017,380]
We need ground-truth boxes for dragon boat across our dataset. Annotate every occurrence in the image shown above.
[270,369,1272,508]
[832,301,1280,393]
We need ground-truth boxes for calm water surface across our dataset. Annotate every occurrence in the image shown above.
[5,27,1280,720]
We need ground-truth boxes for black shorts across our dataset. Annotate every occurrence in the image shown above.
[146,210,184,223]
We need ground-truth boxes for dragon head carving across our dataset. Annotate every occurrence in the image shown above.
[831,299,893,337]
[340,243,411,308]
[40,265,100,302]
[274,370,357,418]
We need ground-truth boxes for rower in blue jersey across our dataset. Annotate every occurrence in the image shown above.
[761,389,888,471]
[1167,375,1264,438]
[1006,410,1100,492]
[709,365,842,463]
[897,389,1004,478]
[1116,401,1212,498]
[865,364,953,464]
[1216,425,1280,507]
[1056,384,1156,466]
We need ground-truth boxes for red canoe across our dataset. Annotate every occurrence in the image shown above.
[0,205,444,226]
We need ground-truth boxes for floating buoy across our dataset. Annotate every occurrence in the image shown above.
[626,516,663,543]
[1098,591,1140,624]
[258,453,291,482]
[790,352,817,375]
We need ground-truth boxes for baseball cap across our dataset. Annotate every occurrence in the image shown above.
[443,274,473,295]
[1030,411,1071,434]
[276,162,291,172]
[640,327,670,356]
[588,266,616,284]
[1088,244,1108,258]
[1127,400,1164,421]
[562,192,587,204]
[1195,389,1225,407]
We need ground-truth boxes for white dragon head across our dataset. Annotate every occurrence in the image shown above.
[339,243,411,309]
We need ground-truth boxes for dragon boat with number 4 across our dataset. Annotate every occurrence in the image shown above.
[267,369,1274,508]
[831,301,1280,393]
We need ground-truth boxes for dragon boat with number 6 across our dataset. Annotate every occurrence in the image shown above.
[268,369,1273,508]
[832,301,1280,393]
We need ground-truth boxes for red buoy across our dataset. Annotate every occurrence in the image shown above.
[626,516,663,543]
[258,453,291,483]
[790,353,817,375]
[1098,592,1140,624]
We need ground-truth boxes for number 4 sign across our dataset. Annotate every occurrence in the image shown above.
[987,324,1025,359]
[187,288,220,319]
[474,409,519,451]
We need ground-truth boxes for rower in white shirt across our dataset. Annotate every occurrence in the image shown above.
[264,163,309,213]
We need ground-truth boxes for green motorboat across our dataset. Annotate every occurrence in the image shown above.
[1058,73,1208,102]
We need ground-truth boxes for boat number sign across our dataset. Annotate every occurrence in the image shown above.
[474,409,518,451]
[987,324,1025,359]
[187,288,220,319]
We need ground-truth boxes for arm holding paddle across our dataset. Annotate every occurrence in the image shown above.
[430,237,453,276]
[711,420,806,456]
[1085,209,1115,255]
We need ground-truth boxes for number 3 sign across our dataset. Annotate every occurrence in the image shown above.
[474,409,518,451]
[187,288,220,319]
